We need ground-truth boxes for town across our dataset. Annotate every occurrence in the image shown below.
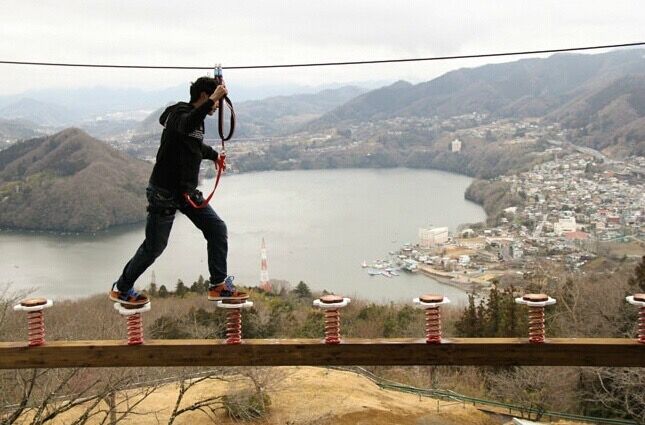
[389,151,644,291]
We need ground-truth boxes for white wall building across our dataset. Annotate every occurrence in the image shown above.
[419,227,449,248]
[554,216,577,236]
[451,139,462,153]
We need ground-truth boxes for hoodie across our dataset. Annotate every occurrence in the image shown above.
[149,100,219,196]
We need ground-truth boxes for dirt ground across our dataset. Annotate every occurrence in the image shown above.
[12,367,584,425]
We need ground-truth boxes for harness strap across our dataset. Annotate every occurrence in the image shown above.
[183,152,226,209]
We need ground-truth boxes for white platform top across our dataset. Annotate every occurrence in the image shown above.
[626,295,645,307]
[13,299,53,312]
[113,302,152,315]
[313,298,351,309]
[215,300,254,309]
[515,296,556,307]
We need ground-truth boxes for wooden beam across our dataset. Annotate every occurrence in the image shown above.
[0,338,642,369]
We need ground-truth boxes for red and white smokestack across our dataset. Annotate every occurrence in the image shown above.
[260,238,271,292]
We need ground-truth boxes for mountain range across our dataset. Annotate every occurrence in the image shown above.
[0,128,151,232]
[137,85,367,138]
[0,80,386,123]
[311,49,644,124]
[307,49,645,156]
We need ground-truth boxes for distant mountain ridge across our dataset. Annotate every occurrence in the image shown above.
[137,85,367,138]
[0,128,151,232]
[549,74,645,156]
[0,118,40,142]
[311,49,645,126]
[0,98,78,127]
[306,49,645,155]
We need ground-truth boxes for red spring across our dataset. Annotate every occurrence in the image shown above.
[528,306,546,343]
[226,309,242,345]
[425,307,442,344]
[638,307,645,344]
[324,309,341,344]
[126,314,144,345]
[27,310,45,347]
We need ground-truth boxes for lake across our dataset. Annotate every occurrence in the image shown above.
[0,168,486,304]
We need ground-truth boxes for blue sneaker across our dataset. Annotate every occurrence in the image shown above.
[109,285,150,306]
[208,276,248,301]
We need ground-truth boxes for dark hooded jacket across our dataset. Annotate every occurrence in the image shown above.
[149,100,219,196]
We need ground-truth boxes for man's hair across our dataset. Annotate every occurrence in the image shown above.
[190,77,218,102]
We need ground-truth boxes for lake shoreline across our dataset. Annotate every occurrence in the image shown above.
[0,167,487,235]
[1,168,486,303]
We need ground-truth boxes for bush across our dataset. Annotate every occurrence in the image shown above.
[222,390,271,420]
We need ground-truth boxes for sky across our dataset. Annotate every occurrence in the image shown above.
[0,1,643,96]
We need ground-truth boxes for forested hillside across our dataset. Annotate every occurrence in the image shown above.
[0,128,151,232]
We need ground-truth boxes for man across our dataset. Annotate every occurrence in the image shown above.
[110,77,247,305]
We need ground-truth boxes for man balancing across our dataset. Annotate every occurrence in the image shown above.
[110,77,247,306]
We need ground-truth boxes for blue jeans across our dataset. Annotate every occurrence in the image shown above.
[114,185,228,292]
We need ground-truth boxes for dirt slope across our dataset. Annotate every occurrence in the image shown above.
[15,367,586,425]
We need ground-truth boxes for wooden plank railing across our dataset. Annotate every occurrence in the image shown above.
[0,338,642,369]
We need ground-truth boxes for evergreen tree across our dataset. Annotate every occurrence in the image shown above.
[158,285,169,298]
[486,285,501,336]
[501,286,526,337]
[292,281,312,299]
[148,283,158,297]
[190,275,207,294]
[476,299,487,337]
[455,294,480,336]
[175,279,188,298]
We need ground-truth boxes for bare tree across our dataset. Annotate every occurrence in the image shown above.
[0,284,33,338]
[0,368,161,425]
[584,368,645,424]
[486,367,579,420]
[166,368,229,425]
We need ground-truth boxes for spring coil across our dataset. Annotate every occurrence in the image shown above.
[324,309,341,344]
[425,307,442,344]
[27,310,46,346]
[528,306,546,343]
[126,313,144,345]
[638,307,645,344]
[226,309,242,345]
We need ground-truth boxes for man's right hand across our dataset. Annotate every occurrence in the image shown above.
[210,84,228,102]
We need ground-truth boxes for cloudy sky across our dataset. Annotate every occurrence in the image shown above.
[0,1,643,95]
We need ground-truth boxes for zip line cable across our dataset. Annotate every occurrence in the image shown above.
[0,42,643,70]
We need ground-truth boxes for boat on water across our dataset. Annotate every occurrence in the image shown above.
[380,271,393,278]
[361,260,368,268]
[401,259,419,272]
[367,269,381,276]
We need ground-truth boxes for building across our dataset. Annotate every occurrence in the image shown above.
[419,227,449,248]
[554,217,577,236]
[451,139,462,153]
